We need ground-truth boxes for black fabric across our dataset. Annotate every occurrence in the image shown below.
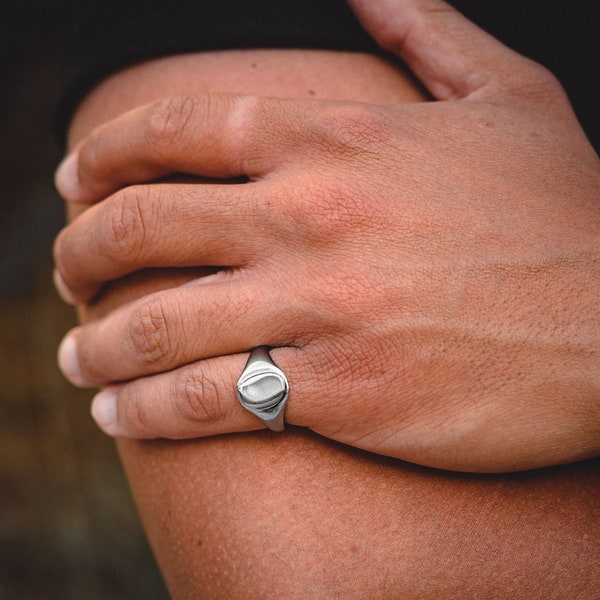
[57,1,600,151]
[56,0,385,140]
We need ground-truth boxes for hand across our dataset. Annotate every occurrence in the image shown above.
[54,0,600,472]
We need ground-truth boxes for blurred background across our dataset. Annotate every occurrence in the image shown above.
[0,3,168,597]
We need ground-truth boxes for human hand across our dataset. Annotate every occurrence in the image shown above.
[54,0,600,472]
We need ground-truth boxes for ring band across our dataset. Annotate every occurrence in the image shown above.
[236,347,289,432]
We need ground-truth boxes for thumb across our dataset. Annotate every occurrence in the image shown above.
[348,0,560,103]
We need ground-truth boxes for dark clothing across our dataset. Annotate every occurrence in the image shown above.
[57,1,600,150]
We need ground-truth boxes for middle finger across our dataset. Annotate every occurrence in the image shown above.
[54,179,271,303]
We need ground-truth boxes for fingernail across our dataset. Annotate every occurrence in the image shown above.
[58,332,88,387]
[55,153,81,202]
[53,269,78,305]
[91,390,118,434]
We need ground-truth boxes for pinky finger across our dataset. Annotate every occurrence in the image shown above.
[91,351,287,439]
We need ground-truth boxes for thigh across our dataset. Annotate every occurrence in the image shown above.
[66,49,600,599]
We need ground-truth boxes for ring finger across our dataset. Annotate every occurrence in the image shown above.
[58,274,316,387]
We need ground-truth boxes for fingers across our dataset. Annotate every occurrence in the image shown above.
[57,279,307,387]
[90,353,263,439]
[348,0,566,104]
[89,347,306,439]
[55,93,303,204]
[53,180,266,304]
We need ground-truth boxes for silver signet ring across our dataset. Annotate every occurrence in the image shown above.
[236,347,289,432]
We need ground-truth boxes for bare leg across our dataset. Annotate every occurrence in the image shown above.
[66,49,600,599]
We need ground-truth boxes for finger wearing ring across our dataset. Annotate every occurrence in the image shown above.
[236,347,289,432]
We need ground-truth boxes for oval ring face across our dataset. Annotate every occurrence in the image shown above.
[237,370,288,410]
[236,347,289,431]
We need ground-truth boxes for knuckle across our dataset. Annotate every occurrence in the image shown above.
[508,60,565,103]
[128,298,175,368]
[173,369,227,424]
[317,183,381,232]
[101,187,151,264]
[317,103,392,155]
[146,94,198,151]
[281,180,383,243]
[223,94,267,171]
[310,334,395,400]
[525,61,562,91]
[227,93,263,127]
[275,106,390,239]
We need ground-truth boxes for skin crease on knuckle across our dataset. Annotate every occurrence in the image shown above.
[146,94,199,153]
[128,296,179,371]
[173,368,227,426]
[103,187,152,269]
[65,50,599,598]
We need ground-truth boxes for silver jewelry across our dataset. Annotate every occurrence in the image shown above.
[236,347,289,432]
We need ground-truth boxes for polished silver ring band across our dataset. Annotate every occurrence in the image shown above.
[236,347,289,432]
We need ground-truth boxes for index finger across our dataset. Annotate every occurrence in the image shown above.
[55,93,301,204]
